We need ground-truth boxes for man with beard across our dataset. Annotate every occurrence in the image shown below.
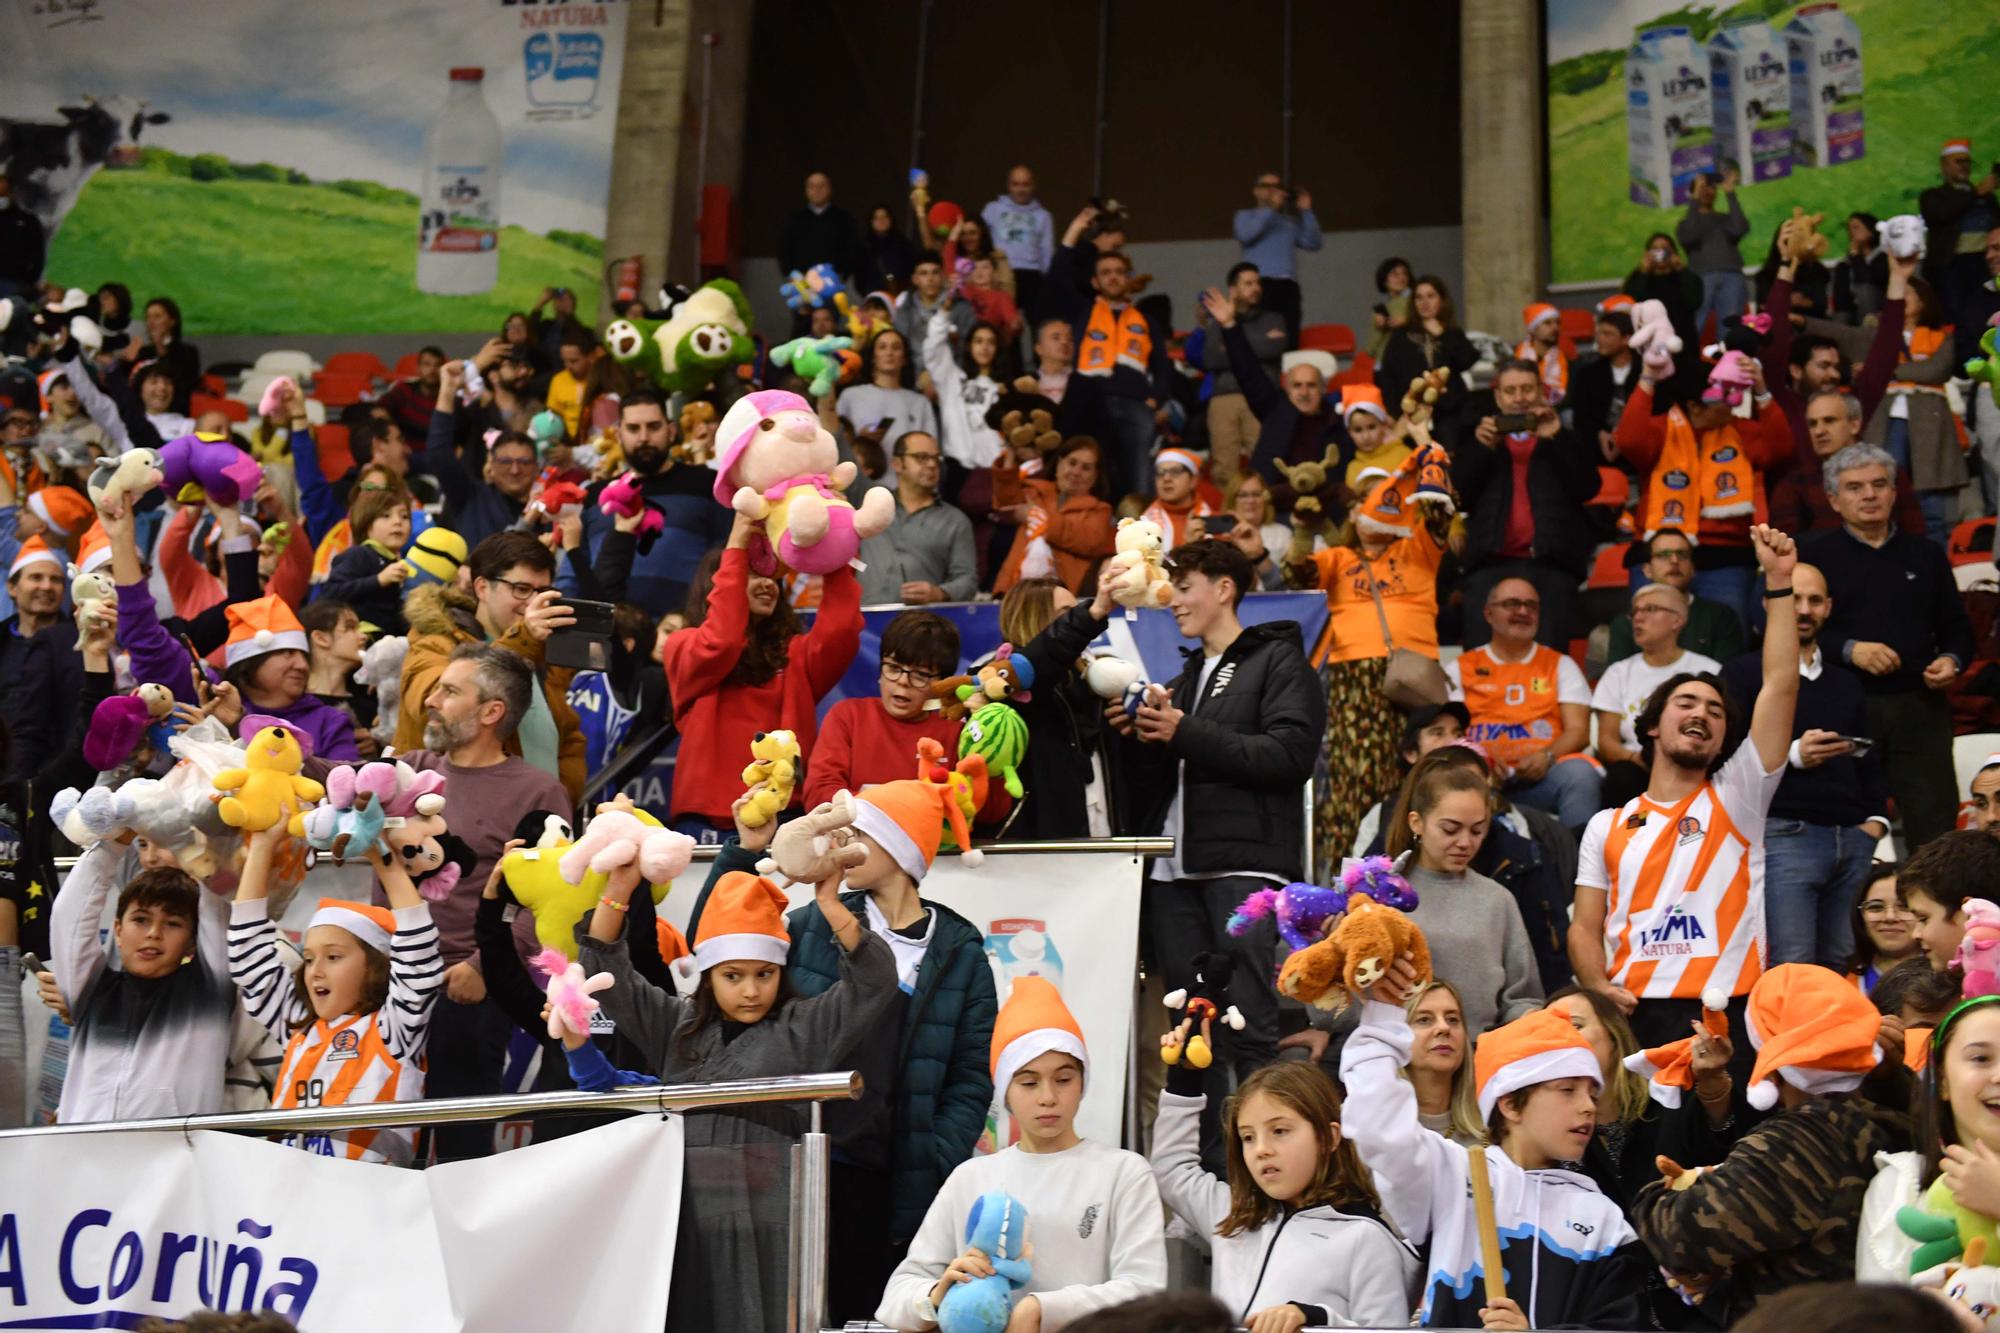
[1570,521,1799,1069]
[569,389,730,616]
[1720,563,1890,968]
[374,644,570,1161]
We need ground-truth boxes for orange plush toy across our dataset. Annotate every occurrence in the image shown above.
[1275,855,1432,1011]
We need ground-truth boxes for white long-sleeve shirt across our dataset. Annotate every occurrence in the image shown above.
[877,1138,1168,1331]
[923,310,1003,468]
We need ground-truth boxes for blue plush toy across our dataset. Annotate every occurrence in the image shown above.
[938,1191,1033,1333]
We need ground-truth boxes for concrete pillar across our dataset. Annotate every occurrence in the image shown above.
[599,0,753,320]
[1459,0,1546,335]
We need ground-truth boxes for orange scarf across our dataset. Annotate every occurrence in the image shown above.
[1078,299,1152,378]
[1889,325,1950,395]
[1641,406,1754,541]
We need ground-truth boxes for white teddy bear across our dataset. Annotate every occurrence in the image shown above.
[1104,517,1173,609]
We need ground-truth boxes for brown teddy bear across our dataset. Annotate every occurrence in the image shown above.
[1277,860,1432,1012]
[985,377,1062,464]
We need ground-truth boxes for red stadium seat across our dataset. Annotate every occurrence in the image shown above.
[1299,323,1356,358]
[392,352,423,380]
[189,392,249,423]
[1328,351,1375,392]
[312,372,370,408]
[313,424,352,481]
[323,351,390,384]
[1586,540,1634,591]
[1559,308,1598,346]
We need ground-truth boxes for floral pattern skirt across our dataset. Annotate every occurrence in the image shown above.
[1313,655,1406,878]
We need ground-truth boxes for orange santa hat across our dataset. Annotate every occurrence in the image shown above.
[670,871,792,991]
[222,593,311,668]
[1623,984,1732,1107]
[1522,302,1560,334]
[308,898,397,953]
[854,772,981,877]
[1741,963,1881,1110]
[1474,1009,1603,1120]
[991,975,1088,1094]
[74,521,112,577]
[26,484,92,543]
[8,536,63,582]
[1339,382,1391,425]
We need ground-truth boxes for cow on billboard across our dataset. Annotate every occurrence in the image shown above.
[0,95,169,242]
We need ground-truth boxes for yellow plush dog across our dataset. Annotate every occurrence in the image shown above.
[213,725,324,837]
[739,729,800,827]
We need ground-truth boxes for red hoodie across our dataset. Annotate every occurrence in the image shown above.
[662,547,861,825]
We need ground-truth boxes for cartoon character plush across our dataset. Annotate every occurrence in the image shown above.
[1104,516,1173,610]
[602,278,756,396]
[1276,856,1432,1011]
[1943,1237,2000,1330]
[1226,879,1352,955]
[1960,899,2000,999]
[159,431,264,506]
[526,477,588,525]
[958,702,1029,800]
[212,725,324,836]
[354,636,408,747]
[770,335,855,398]
[937,1191,1033,1333]
[1703,350,1759,407]
[558,809,696,889]
[711,388,895,576]
[1627,298,1682,377]
[305,761,435,866]
[1967,318,2000,397]
[739,729,801,828]
[1881,213,1927,261]
[1900,1184,2000,1283]
[927,647,1036,721]
[533,948,615,1043]
[500,810,595,956]
[303,786,387,866]
[87,446,163,509]
[598,471,664,547]
[1083,655,1144,708]
[1160,952,1246,1068]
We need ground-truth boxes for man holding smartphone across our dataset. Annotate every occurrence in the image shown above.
[1720,561,1889,968]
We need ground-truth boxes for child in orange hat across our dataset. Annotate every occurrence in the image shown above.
[1632,963,1907,1323]
[879,974,1168,1331]
[1337,383,1411,496]
[227,822,441,1164]
[1342,953,1645,1329]
[677,773,998,1323]
[582,813,898,1333]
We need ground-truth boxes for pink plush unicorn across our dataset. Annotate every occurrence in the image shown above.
[711,389,894,575]
[532,948,614,1042]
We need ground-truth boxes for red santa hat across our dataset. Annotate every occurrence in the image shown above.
[991,975,1088,1094]
[712,388,815,505]
[1943,138,1974,159]
[1473,1009,1603,1120]
[308,898,396,954]
[8,536,63,582]
[1742,963,1881,1110]
[223,594,310,668]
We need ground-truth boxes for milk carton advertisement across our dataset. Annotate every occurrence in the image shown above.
[1626,26,1715,207]
[1709,20,1792,183]
[1787,3,1865,168]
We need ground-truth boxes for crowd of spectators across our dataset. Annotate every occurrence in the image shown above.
[5,140,2000,1332]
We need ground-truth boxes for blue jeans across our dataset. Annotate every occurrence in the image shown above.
[1761,819,1873,968]
[1099,395,1159,501]
[1507,758,1604,832]
[1691,564,1760,636]
[1885,417,1951,550]
[1694,270,1747,345]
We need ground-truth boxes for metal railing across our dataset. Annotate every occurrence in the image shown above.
[0,1072,860,1333]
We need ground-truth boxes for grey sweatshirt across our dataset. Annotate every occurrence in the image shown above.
[1675,193,1750,274]
[1404,863,1544,1039]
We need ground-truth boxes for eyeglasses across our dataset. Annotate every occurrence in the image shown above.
[1490,598,1540,614]
[492,455,537,470]
[488,577,551,600]
[897,451,941,465]
[881,660,938,687]
[1649,548,1692,564]
[1631,603,1681,618]
[1861,901,1909,917]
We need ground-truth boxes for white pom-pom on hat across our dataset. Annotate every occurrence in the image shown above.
[1746,1078,1779,1111]
[254,629,274,647]
[1701,985,1730,1013]
[960,848,984,869]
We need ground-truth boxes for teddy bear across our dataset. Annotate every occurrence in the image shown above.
[712,388,896,576]
[159,431,263,507]
[212,724,324,837]
[1160,952,1245,1069]
[1627,298,1682,378]
[354,636,408,747]
[1968,318,2000,397]
[739,729,801,828]
[1104,516,1173,610]
[927,646,1037,720]
[958,702,1029,801]
[558,809,696,889]
[1778,206,1829,263]
[938,1191,1033,1333]
[1400,367,1454,423]
[87,446,163,509]
[602,278,756,397]
[1271,442,1344,506]
[675,400,719,465]
[770,335,854,398]
[1276,856,1432,1011]
[984,378,1062,462]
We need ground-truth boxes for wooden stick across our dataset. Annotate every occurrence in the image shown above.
[1467,1143,1507,1307]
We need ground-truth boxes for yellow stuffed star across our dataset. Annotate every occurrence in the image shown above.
[501,802,675,959]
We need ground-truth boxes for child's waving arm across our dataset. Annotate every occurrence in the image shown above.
[368,846,443,1062]
[1336,958,1454,1246]
[227,826,310,1039]
[1149,1018,1232,1240]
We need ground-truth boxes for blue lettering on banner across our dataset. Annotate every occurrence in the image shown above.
[7,1210,319,1320]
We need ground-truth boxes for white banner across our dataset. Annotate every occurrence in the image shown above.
[0,1113,681,1330]
[659,851,1143,1147]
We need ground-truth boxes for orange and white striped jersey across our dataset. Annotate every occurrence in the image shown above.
[1576,741,1784,1001]
[228,898,443,1165]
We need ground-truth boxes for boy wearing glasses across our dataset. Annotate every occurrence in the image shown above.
[807,611,1005,827]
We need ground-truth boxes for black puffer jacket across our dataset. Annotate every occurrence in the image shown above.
[1123,619,1323,881]
[1449,410,1601,581]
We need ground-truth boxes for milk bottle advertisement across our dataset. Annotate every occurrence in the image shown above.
[2,0,630,333]
[1548,0,1998,285]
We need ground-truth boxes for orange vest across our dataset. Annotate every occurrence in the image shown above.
[1077,299,1152,378]
[1640,407,1755,541]
[1457,644,1569,771]
[274,1012,424,1164]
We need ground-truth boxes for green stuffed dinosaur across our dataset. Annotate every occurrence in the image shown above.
[1968,321,2000,397]
[1899,1174,2000,1277]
